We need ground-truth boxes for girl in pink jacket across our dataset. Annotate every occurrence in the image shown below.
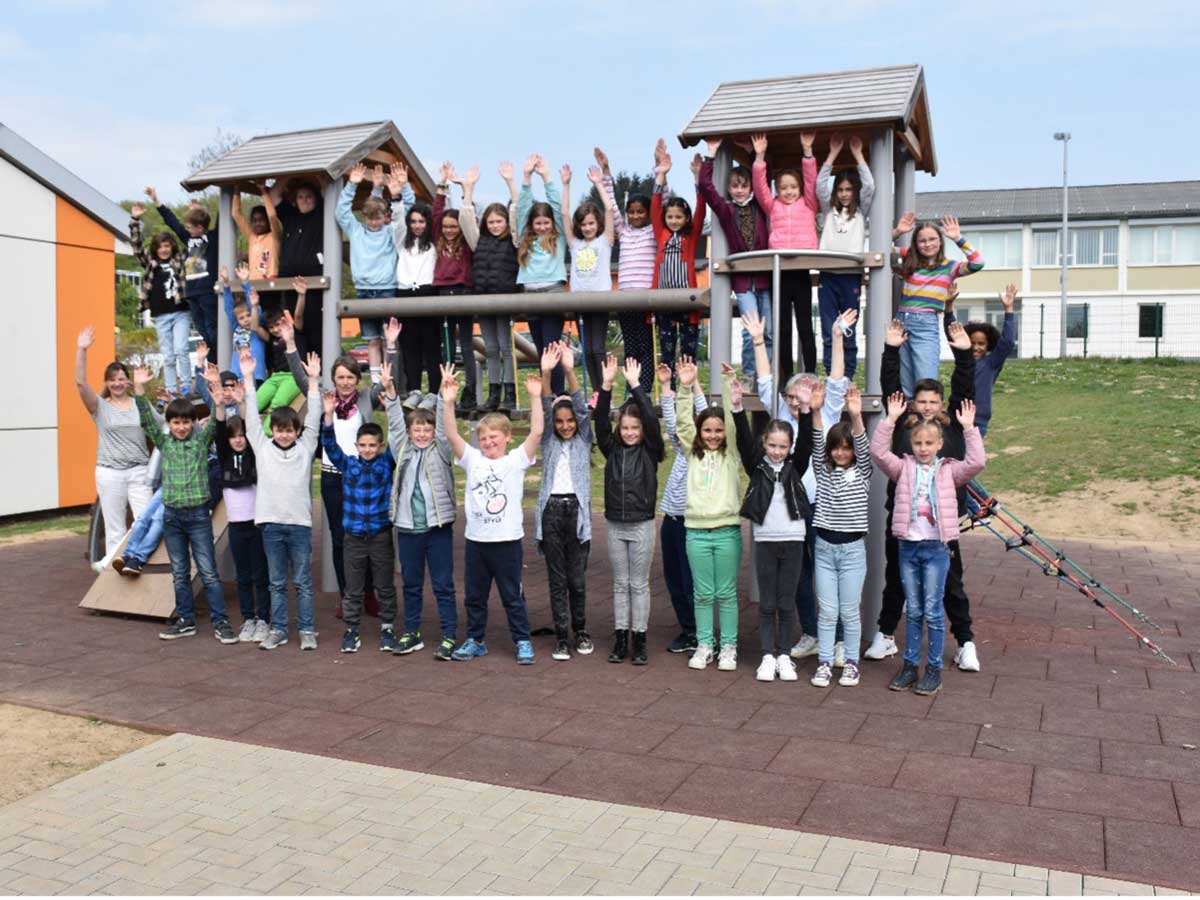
[870,393,985,698]
[751,131,819,380]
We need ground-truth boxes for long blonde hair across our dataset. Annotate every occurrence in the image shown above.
[517,201,558,268]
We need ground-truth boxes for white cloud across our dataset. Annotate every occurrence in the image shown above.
[0,30,36,61]
[175,0,327,29]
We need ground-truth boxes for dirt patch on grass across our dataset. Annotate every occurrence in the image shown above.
[0,528,84,547]
[993,477,1200,545]
[0,704,160,805]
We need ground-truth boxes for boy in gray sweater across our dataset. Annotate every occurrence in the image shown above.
[239,347,323,650]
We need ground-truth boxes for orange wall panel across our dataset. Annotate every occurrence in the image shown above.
[56,198,116,508]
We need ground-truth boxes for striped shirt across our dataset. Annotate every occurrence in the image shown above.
[811,428,873,534]
[659,232,689,289]
[659,389,708,517]
[603,175,656,290]
[894,238,984,313]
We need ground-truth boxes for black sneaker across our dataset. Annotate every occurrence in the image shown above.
[213,620,238,644]
[575,631,594,655]
[120,558,143,577]
[667,632,698,653]
[914,666,943,696]
[889,661,920,692]
[433,637,455,661]
[341,628,361,653]
[552,640,571,661]
[159,620,196,640]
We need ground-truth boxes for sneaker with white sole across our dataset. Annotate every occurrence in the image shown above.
[717,644,738,671]
[789,634,818,659]
[833,641,846,668]
[756,654,777,682]
[954,641,981,672]
[259,628,288,650]
[213,620,239,644]
[238,619,258,643]
[299,630,318,651]
[864,632,898,660]
[811,661,833,687]
[776,654,798,681]
[252,619,270,643]
[688,642,714,670]
[838,661,861,686]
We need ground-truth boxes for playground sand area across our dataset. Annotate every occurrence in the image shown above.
[0,704,159,805]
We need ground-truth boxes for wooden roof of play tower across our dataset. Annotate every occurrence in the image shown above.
[678,63,937,175]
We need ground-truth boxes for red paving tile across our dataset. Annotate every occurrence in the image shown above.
[6,525,1200,887]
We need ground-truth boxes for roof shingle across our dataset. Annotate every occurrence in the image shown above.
[915,181,1200,224]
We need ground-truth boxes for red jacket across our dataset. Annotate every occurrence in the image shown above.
[651,187,708,296]
[432,193,473,288]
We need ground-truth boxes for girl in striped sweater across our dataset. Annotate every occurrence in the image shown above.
[892,213,984,396]
[809,381,872,688]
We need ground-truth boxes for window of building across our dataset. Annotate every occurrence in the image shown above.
[1066,304,1089,339]
[955,229,1022,268]
[1032,226,1118,267]
[1138,303,1165,338]
[1129,223,1200,264]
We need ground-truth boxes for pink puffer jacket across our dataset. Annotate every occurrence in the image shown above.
[752,157,819,250]
[870,419,985,543]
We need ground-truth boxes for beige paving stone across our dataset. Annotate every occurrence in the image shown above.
[573,861,640,886]
[812,846,855,876]
[852,851,919,875]
[1049,869,1084,895]
[944,866,982,895]
[772,866,844,891]
[633,860,683,894]
[734,861,781,893]
[755,849,820,873]
[4,873,70,895]
[1084,875,1159,894]
[552,873,600,895]
[952,854,1019,876]
[873,870,952,893]
[1016,864,1050,880]
[980,871,1053,893]
[673,862,742,889]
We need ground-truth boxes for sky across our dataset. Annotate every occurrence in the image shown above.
[3,0,1199,208]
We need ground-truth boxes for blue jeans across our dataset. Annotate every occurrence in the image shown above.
[354,287,391,341]
[660,515,695,636]
[814,536,866,664]
[124,489,164,564]
[228,520,270,622]
[396,525,458,638]
[899,539,951,668]
[736,288,772,379]
[154,311,192,393]
[162,503,227,624]
[186,294,218,364]
[262,523,314,633]
[898,309,941,397]
[818,273,862,378]
[464,538,529,644]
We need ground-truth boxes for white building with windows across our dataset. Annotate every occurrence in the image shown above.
[918,180,1200,358]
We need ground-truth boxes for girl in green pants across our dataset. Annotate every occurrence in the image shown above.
[675,357,744,672]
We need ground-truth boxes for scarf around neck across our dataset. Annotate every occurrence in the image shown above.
[334,391,358,420]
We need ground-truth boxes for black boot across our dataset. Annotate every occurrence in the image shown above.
[608,630,628,663]
[631,631,648,665]
[456,387,477,416]
[501,382,517,412]
[482,383,501,412]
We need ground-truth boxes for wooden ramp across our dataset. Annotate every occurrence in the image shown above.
[80,503,230,619]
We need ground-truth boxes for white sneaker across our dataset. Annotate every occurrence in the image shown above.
[776,655,798,681]
[299,630,318,651]
[811,661,833,688]
[955,641,981,672]
[688,643,714,670]
[864,632,898,660]
[789,634,818,659]
[833,641,847,668]
[838,661,861,687]
[237,619,258,642]
[252,619,270,643]
[717,645,738,671]
[259,628,288,651]
[756,654,777,682]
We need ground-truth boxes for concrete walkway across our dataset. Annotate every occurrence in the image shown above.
[0,734,1191,897]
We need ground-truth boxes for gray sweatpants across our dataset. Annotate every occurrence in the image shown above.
[480,315,514,384]
[607,519,656,631]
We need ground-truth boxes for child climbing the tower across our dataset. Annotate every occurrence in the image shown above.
[751,131,819,379]
[562,163,617,400]
[816,133,875,379]
[129,203,189,395]
[231,183,283,278]
[891,211,985,396]
[871,392,985,696]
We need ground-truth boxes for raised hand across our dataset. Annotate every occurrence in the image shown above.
[219,265,230,284]
[827,133,845,160]
[133,365,152,387]
[203,361,221,388]
[303,351,321,381]
[623,356,642,388]
[894,211,916,236]
[463,164,480,186]
[238,347,256,377]
[195,340,209,364]
[498,160,515,182]
[522,154,537,179]
[278,310,295,344]
[849,134,865,160]
[751,132,768,158]
[885,318,908,347]
[525,373,544,399]
[391,160,409,189]
[439,363,459,401]
[444,162,459,186]
[1001,283,1018,311]
[886,391,907,422]
[840,308,859,330]
[322,390,337,417]
[797,375,816,408]
[291,276,307,298]
[235,261,250,283]
[130,202,145,219]
[956,398,977,430]
[676,355,697,387]
[370,164,385,188]
[231,381,245,406]
[383,317,402,346]
[690,153,702,180]
[560,163,572,184]
[385,166,404,197]
[799,130,816,153]
[586,165,603,186]
[379,365,393,395]
[729,377,743,408]
[810,379,826,410]
[593,146,610,173]
[348,163,367,185]
[941,215,961,241]
[945,282,959,310]
[948,321,972,351]
[654,137,667,165]
[705,137,722,158]
[558,340,575,373]
[144,186,160,205]
[601,353,619,389]
[741,310,764,340]
[540,342,560,374]
[845,384,862,417]
[77,326,96,349]
[720,362,737,378]
[534,154,550,179]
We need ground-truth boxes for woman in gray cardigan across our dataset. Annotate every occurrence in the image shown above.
[535,341,595,661]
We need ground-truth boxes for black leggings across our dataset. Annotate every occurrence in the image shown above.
[397,285,440,395]
[439,285,477,397]
[755,540,802,655]
[776,269,817,382]
[579,312,608,395]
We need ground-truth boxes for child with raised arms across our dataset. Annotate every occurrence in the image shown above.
[562,163,617,400]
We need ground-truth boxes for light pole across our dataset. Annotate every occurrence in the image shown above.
[1054,132,1070,358]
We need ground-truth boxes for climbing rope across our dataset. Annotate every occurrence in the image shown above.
[959,480,1176,666]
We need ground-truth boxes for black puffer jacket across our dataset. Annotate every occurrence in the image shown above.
[734,408,813,524]
[595,386,664,523]
[472,232,520,294]
[215,420,258,489]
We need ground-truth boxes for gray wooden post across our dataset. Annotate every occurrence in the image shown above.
[891,145,915,313]
[708,143,733,395]
[216,187,236,364]
[862,128,895,639]
[319,175,344,595]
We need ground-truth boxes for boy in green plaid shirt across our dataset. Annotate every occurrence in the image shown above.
[133,366,236,643]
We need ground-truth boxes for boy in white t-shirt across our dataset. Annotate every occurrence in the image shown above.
[440,363,545,664]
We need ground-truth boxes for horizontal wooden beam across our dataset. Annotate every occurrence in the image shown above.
[221,276,330,294]
[712,251,887,274]
[337,288,710,319]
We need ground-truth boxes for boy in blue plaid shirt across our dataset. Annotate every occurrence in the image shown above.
[320,390,399,653]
